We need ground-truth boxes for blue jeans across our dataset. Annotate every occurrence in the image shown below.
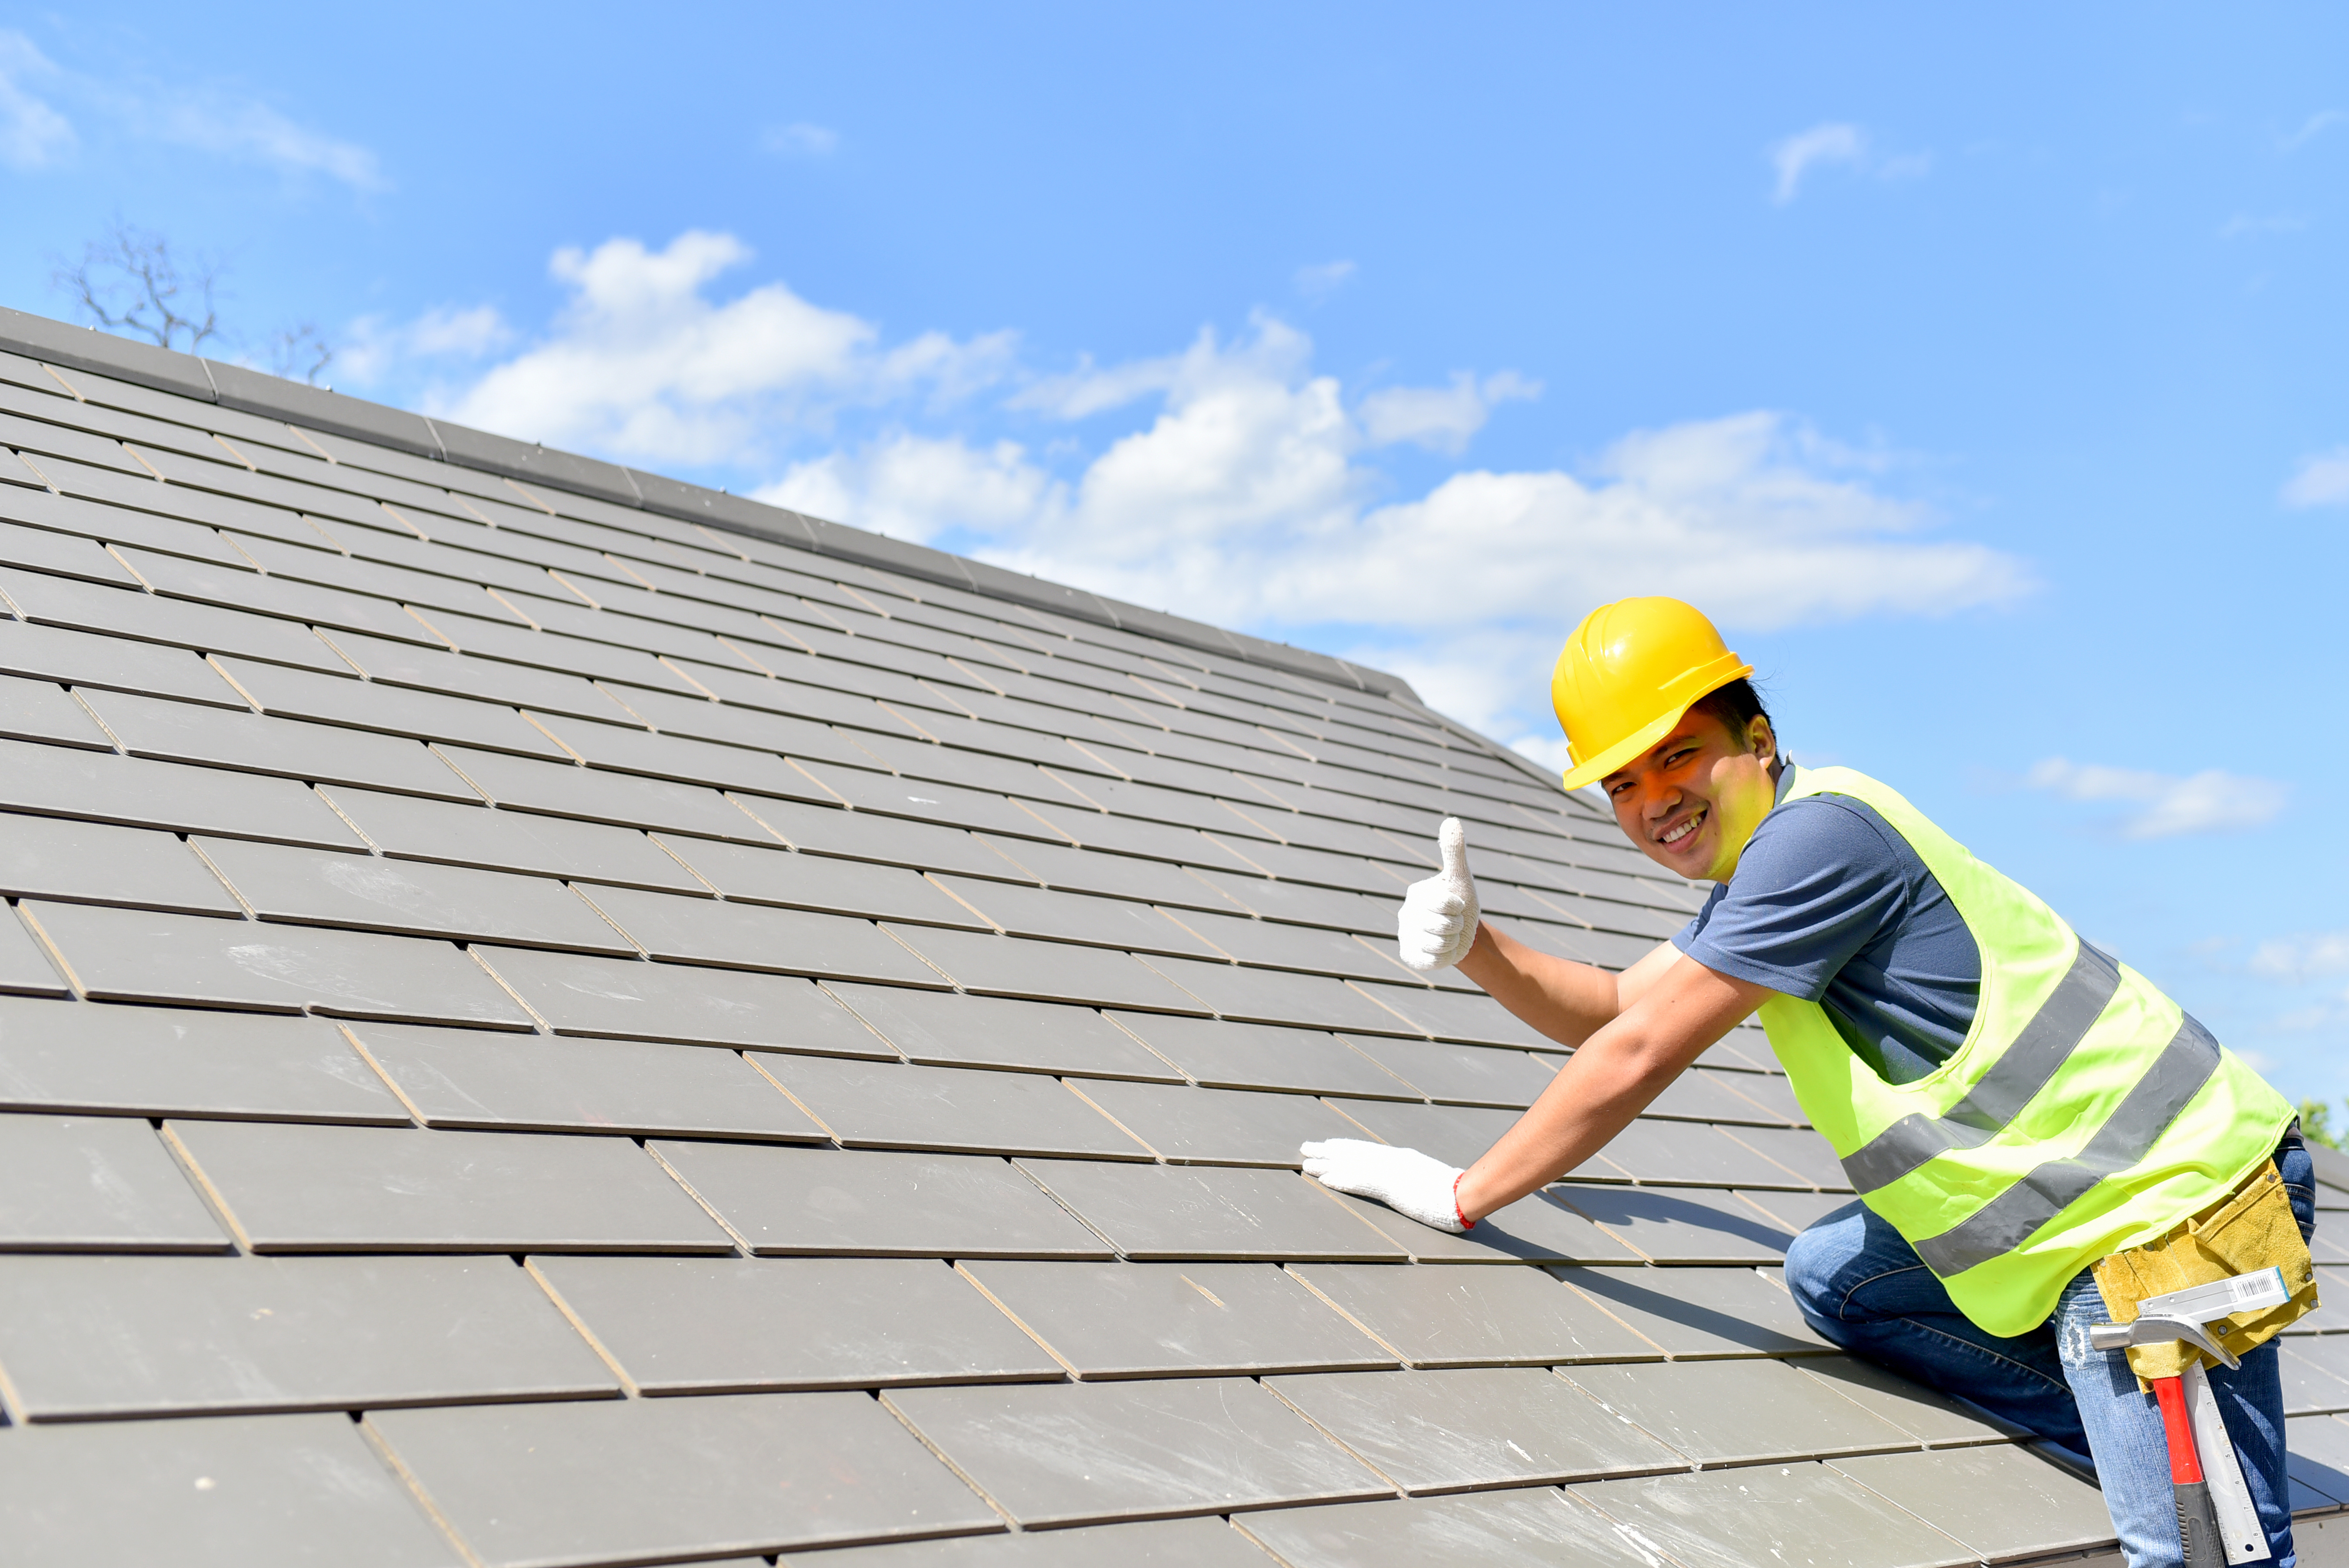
[1784,1133,2317,1568]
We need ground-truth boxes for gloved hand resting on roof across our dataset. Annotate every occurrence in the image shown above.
[1301,1138,1471,1233]
[1396,817,1481,972]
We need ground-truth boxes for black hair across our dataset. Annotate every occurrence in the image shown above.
[1688,677,1772,745]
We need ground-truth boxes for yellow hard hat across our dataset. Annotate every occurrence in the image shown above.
[1550,597,1752,791]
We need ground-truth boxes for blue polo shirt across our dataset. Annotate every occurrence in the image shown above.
[1672,765,1983,1085]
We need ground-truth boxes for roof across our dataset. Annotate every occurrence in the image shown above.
[0,303,2339,1567]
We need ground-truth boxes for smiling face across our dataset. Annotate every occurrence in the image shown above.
[1601,708,1781,882]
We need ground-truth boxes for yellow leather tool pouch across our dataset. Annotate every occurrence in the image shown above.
[2092,1159,2318,1383]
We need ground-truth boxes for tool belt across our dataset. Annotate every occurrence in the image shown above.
[2093,1157,2318,1383]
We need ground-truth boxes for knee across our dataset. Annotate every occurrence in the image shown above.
[1784,1208,1863,1324]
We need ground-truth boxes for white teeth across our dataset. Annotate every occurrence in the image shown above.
[1661,812,1703,845]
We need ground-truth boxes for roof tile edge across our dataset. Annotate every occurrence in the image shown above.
[0,306,1421,701]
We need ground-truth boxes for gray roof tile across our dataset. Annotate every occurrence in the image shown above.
[1235,1487,1661,1568]
[0,613,248,705]
[972,835,1244,910]
[1548,1187,1797,1266]
[476,945,889,1053]
[0,515,144,584]
[1170,907,1424,983]
[1827,1445,2116,1561]
[1068,1079,1369,1167]
[0,1111,230,1250]
[368,1391,1000,1565]
[531,711,836,796]
[418,746,776,844]
[0,1411,462,1568]
[0,672,113,748]
[85,690,481,800]
[827,983,1182,1080]
[1268,1366,1682,1491]
[1323,1099,1521,1168]
[654,836,988,927]
[0,996,406,1122]
[217,657,572,758]
[1016,1160,1405,1262]
[0,738,367,847]
[118,543,463,647]
[319,629,644,724]
[1795,1355,2029,1446]
[1287,1262,1660,1367]
[1339,1038,1557,1108]
[0,478,253,566]
[194,838,636,953]
[1719,1123,1850,1190]
[530,1254,1060,1393]
[1560,1358,1915,1465]
[762,1055,1149,1159]
[1136,956,1420,1035]
[933,876,1227,957]
[652,1143,1114,1258]
[579,886,947,985]
[1350,983,1563,1048]
[1,566,354,672]
[0,814,243,914]
[1103,1013,1414,1098]
[1551,1266,1820,1358]
[802,760,1076,841]
[26,902,536,1025]
[888,926,1207,1012]
[961,1260,1391,1378]
[348,1022,825,1141]
[785,1515,1275,1567]
[172,1119,733,1253]
[0,1252,614,1418]
[1321,1187,1640,1265]
[744,794,1035,879]
[883,1377,1389,1527]
[1570,1463,1973,1568]
[321,784,710,891]
[1639,1064,1799,1126]
[1584,1118,1815,1189]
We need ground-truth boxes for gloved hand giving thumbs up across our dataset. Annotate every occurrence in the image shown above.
[1396,817,1480,972]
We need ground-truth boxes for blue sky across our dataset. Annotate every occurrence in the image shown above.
[5,5,2347,1105]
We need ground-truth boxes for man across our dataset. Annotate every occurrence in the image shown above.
[1303,596,2315,1568]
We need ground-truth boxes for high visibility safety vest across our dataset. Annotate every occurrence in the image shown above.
[1753,766,2295,1337]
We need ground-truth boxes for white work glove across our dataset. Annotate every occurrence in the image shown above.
[1396,816,1479,972]
[1301,1138,1470,1233]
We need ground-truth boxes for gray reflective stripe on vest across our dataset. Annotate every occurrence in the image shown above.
[1910,1011,2225,1278]
[1840,942,2123,1196]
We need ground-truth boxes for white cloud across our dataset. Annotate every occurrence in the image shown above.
[436,231,1014,465]
[1295,260,1356,302]
[338,304,516,386]
[761,122,838,158]
[428,243,2029,749]
[756,433,1061,542]
[2249,932,2349,984]
[1771,122,1866,203]
[1768,122,1928,204]
[151,93,382,189]
[2026,757,2289,839]
[2282,447,2349,507]
[1360,371,1540,454]
[2282,110,2346,152]
[0,32,73,169]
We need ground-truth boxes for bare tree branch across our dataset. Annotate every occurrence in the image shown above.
[52,222,224,354]
[265,324,334,387]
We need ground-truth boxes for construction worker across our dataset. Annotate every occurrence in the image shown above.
[1303,597,2317,1568]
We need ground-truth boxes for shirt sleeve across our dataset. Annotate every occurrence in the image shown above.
[1670,796,1912,1001]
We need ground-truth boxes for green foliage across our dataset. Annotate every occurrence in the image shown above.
[2301,1098,2345,1151]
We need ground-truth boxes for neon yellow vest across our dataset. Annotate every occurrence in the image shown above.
[1753,766,2294,1337]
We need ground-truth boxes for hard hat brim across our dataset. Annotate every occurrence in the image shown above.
[1555,658,1755,793]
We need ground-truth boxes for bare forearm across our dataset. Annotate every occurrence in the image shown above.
[1454,923,1624,1047]
[1453,957,1767,1220]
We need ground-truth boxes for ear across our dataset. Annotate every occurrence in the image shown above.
[1746,714,1777,764]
